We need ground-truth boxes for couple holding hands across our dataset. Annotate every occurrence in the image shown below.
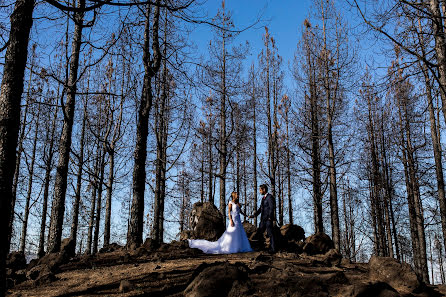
[188,184,277,254]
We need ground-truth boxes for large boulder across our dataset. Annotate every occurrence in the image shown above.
[182,202,225,241]
[184,262,252,297]
[281,224,305,242]
[303,233,334,255]
[369,256,421,294]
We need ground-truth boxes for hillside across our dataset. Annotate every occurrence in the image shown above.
[6,240,446,297]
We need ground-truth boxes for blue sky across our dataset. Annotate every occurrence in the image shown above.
[190,0,311,76]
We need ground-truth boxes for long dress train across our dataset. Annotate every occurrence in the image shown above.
[188,201,253,254]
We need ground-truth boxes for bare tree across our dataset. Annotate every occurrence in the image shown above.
[127,0,162,248]
[0,0,35,292]
[47,0,87,253]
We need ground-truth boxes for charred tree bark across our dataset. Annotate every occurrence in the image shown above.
[153,44,169,245]
[429,0,446,125]
[47,0,85,253]
[251,65,258,227]
[70,103,87,250]
[127,1,161,248]
[38,100,58,258]
[0,0,34,293]
[416,18,446,259]
[9,47,35,252]
[86,146,100,255]
[218,29,228,226]
[19,99,41,253]
[103,149,114,246]
[92,149,105,254]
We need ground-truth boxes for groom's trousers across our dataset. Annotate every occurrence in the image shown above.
[257,220,276,252]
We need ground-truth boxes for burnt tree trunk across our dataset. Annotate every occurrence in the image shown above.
[127,1,161,248]
[0,0,34,293]
[416,18,446,259]
[47,0,85,253]
[9,47,35,252]
[251,65,258,227]
[38,99,58,258]
[86,145,100,255]
[92,149,105,254]
[70,102,87,251]
[103,149,114,246]
[19,98,41,253]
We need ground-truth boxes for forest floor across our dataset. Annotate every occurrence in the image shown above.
[6,242,446,297]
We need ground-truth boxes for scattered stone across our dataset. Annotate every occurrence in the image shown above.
[369,256,421,294]
[303,233,334,255]
[119,280,133,293]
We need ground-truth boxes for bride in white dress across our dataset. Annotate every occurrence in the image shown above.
[188,192,253,254]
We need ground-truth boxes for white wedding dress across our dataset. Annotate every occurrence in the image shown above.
[188,201,253,254]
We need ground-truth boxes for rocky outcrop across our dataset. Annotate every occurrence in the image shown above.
[369,256,422,294]
[180,202,225,241]
[7,243,446,297]
[184,262,252,297]
[303,232,334,255]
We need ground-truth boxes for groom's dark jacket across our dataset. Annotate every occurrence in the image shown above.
[254,193,276,229]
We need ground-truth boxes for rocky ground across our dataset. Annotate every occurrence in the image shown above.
[5,203,446,296]
[5,239,446,297]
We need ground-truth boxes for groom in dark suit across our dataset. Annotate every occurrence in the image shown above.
[249,184,276,253]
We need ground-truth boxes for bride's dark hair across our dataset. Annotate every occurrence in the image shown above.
[231,192,239,204]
